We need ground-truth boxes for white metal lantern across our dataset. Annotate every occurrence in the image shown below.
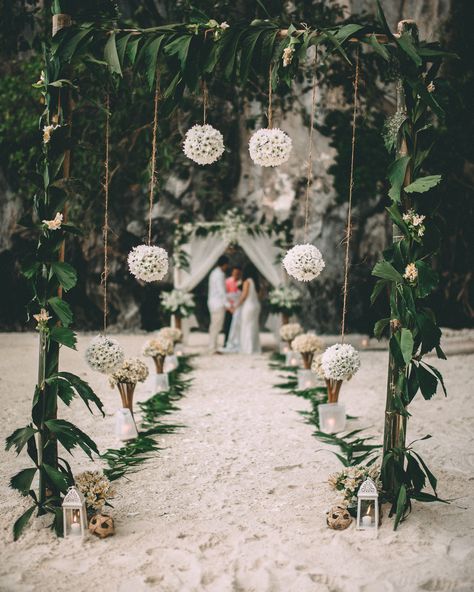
[154,372,169,392]
[62,486,87,537]
[115,408,138,441]
[297,369,318,390]
[285,351,301,368]
[356,477,379,533]
[318,402,346,433]
[164,354,179,373]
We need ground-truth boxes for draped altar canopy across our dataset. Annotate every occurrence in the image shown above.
[173,226,285,338]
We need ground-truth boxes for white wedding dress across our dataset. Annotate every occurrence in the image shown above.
[239,278,261,354]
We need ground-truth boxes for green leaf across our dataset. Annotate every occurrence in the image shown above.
[50,262,77,292]
[57,372,105,416]
[115,32,132,65]
[396,31,422,66]
[370,279,388,305]
[411,450,438,493]
[388,156,410,202]
[394,484,408,530]
[416,261,438,298]
[48,297,73,327]
[415,364,438,400]
[45,419,99,459]
[406,453,426,491]
[104,33,122,76]
[51,377,75,406]
[375,0,393,38]
[43,463,71,493]
[374,318,390,340]
[404,175,442,194]
[386,203,409,236]
[165,35,192,70]
[334,24,364,45]
[424,363,447,397]
[142,35,165,89]
[50,326,77,349]
[239,30,263,84]
[367,33,390,60]
[126,37,140,65]
[6,425,37,454]
[10,468,37,495]
[400,328,414,365]
[13,505,36,541]
[372,261,403,283]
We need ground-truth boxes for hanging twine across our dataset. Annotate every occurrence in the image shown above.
[268,63,273,128]
[148,72,160,245]
[101,93,111,334]
[202,80,208,125]
[303,56,318,242]
[340,48,360,343]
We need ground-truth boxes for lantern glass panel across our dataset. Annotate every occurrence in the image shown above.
[358,500,377,529]
[155,372,170,392]
[164,354,179,373]
[115,408,138,441]
[297,369,318,390]
[285,351,300,367]
[318,402,346,433]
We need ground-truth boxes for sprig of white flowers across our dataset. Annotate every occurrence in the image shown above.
[403,209,426,240]
[283,244,325,282]
[128,245,169,282]
[279,322,303,343]
[328,464,381,506]
[108,357,149,388]
[320,343,360,381]
[291,333,323,354]
[75,470,115,512]
[269,285,301,313]
[249,128,292,167]
[142,336,174,358]
[160,289,195,317]
[158,327,182,343]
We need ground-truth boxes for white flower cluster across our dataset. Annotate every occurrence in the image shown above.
[282,46,295,67]
[128,244,169,282]
[160,289,195,317]
[43,123,60,144]
[269,285,301,312]
[75,470,115,512]
[283,243,325,282]
[85,335,124,374]
[328,464,381,506]
[42,212,63,230]
[403,262,418,284]
[142,336,174,358]
[158,327,182,343]
[249,128,292,167]
[403,209,426,239]
[382,110,406,151]
[279,322,303,343]
[183,124,225,165]
[291,333,323,354]
[109,357,149,387]
[221,209,248,244]
[320,343,360,381]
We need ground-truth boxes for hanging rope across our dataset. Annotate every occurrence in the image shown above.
[101,93,111,334]
[268,63,273,129]
[340,48,360,343]
[202,80,208,125]
[148,72,160,246]
[303,55,318,242]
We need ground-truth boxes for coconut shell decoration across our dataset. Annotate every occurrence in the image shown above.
[326,505,352,530]
[89,514,115,539]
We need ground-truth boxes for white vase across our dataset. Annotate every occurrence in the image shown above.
[285,351,301,368]
[297,369,318,390]
[164,354,179,373]
[115,408,138,441]
[318,402,346,433]
[154,373,169,393]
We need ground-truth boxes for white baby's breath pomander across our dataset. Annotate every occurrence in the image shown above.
[248,128,292,167]
[128,245,169,282]
[283,243,325,282]
[279,322,303,343]
[85,335,124,374]
[183,124,225,165]
[321,343,361,381]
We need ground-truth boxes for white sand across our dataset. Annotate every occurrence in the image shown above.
[1,331,474,592]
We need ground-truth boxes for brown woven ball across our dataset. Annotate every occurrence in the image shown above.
[326,505,352,530]
[89,514,115,538]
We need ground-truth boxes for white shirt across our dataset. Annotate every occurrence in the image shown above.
[208,267,227,312]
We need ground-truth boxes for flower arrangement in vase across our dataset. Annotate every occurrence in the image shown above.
[160,289,195,330]
[291,333,323,370]
[269,285,301,324]
[314,343,361,403]
[109,357,149,415]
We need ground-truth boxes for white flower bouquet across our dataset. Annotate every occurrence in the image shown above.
[160,289,195,318]
[269,285,301,316]
[143,336,174,373]
[75,470,115,513]
[158,327,182,344]
[183,124,225,165]
[283,244,325,282]
[279,322,303,344]
[291,333,324,369]
[128,245,169,283]
[248,128,292,167]
[109,357,149,414]
[316,343,361,402]
[85,335,124,374]
[328,464,381,507]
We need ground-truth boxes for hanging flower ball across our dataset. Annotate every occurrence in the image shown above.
[183,124,225,165]
[128,245,169,283]
[283,244,325,282]
[248,128,292,167]
[320,343,361,382]
[85,335,124,374]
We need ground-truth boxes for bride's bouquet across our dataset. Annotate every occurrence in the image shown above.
[160,289,195,319]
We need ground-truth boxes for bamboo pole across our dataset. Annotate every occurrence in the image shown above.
[382,19,418,499]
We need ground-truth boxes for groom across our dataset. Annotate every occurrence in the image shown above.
[207,255,229,354]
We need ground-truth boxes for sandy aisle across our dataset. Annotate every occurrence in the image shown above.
[0,332,474,592]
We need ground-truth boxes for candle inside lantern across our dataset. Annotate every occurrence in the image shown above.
[361,506,373,527]
[70,511,81,535]
[361,337,369,348]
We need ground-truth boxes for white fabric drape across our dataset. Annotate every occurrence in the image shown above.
[237,232,283,288]
[174,234,228,292]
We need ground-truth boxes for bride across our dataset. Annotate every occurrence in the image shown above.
[234,264,261,354]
